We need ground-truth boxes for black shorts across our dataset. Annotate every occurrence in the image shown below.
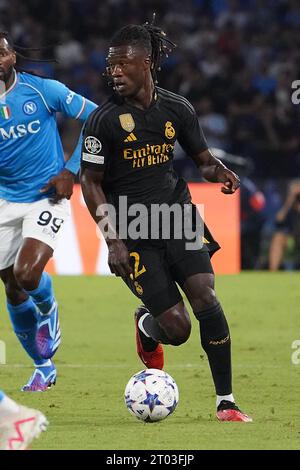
[123,203,220,317]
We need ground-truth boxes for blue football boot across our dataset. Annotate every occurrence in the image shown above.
[36,302,61,359]
[22,362,57,392]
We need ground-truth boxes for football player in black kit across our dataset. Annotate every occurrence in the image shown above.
[80,21,252,422]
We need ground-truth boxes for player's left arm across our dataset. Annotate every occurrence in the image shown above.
[177,100,240,194]
[193,149,240,194]
[41,79,97,202]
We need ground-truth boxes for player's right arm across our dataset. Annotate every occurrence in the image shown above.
[39,78,97,202]
[177,99,240,194]
[80,112,132,279]
[80,168,132,278]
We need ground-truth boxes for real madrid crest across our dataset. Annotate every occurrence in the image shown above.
[165,121,175,139]
[119,113,135,133]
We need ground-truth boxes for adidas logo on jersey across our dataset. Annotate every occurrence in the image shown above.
[124,133,137,142]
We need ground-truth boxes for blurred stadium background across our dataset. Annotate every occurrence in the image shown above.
[2,0,300,271]
[1,0,300,451]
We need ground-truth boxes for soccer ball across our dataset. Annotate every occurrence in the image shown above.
[124,368,179,422]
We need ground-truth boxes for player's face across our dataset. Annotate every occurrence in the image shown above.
[107,46,151,97]
[0,38,16,84]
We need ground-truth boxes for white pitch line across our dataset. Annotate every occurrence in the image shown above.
[0,363,288,369]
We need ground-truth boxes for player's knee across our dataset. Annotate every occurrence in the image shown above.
[162,311,191,346]
[169,326,191,346]
[192,286,218,311]
[14,264,40,291]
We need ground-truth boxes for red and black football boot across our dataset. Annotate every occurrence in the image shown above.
[134,306,164,370]
[216,400,253,422]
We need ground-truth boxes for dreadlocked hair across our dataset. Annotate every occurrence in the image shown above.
[109,15,176,84]
[0,31,57,76]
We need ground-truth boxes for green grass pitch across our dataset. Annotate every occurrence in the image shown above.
[1,273,299,450]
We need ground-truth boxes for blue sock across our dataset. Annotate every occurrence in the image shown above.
[0,390,5,401]
[7,299,46,366]
[26,271,55,314]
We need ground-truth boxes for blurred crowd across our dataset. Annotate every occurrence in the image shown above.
[1,0,300,269]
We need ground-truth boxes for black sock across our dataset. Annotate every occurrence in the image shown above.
[195,303,232,396]
[142,314,170,348]
[138,323,158,352]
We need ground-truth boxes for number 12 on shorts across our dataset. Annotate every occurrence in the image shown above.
[130,252,146,280]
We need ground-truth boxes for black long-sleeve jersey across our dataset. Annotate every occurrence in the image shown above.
[81,87,208,209]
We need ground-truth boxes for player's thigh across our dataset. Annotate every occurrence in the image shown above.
[0,199,23,271]
[22,198,71,254]
[14,239,54,282]
[124,246,182,317]
[15,198,71,277]
[168,234,215,286]
[167,235,217,311]
[167,202,218,283]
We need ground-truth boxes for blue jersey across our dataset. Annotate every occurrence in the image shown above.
[0,71,97,202]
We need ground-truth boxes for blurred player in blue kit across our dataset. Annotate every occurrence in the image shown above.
[0,32,97,391]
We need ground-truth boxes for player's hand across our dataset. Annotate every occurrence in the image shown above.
[107,239,133,278]
[216,167,240,194]
[287,181,300,202]
[40,169,75,203]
